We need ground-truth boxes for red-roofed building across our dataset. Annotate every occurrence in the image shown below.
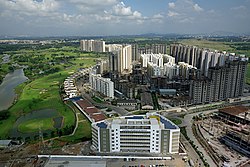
[91,113,106,122]
[84,107,100,115]
[76,99,92,109]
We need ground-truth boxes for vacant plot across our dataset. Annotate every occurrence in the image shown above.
[180,39,233,51]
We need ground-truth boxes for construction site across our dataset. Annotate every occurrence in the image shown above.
[192,106,250,167]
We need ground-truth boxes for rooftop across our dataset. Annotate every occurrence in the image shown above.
[219,106,249,116]
[91,113,106,122]
[93,114,178,130]
[76,99,93,109]
[0,140,12,146]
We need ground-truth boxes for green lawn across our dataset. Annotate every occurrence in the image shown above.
[180,39,234,51]
[0,45,99,139]
[60,120,91,143]
[247,64,250,84]
[168,118,182,126]
[18,118,54,133]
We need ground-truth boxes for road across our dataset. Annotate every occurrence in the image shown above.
[180,134,204,167]
[184,109,218,167]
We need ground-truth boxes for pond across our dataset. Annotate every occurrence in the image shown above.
[10,109,64,139]
[0,69,28,111]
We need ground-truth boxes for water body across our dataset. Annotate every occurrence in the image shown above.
[0,69,28,111]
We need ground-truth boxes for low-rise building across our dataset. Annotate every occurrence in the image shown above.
[218,106,250,125]
[117,99,138,110]
[91,113,180,154]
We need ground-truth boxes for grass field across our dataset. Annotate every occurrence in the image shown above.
[18,118,54,133]
[60,120,92,143]
[180,39,234,51]
[168,118,182,126]
[0,45,99,139]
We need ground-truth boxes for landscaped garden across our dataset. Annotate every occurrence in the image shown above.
[0,43,107,140]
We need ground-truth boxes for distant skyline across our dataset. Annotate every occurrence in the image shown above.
[0,0,250,36]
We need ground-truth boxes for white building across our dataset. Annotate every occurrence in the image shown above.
[163,63,179,79]
[80,40,105,52]
[92,113,180,154]
[107,44,132,74]
[89,73,114,98]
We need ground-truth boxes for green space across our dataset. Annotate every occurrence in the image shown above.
[132,110,149,115]
[92,96,103,103]
[180,39,233,51]
[0,43,105,139]
[60,120,91,143]
[18,118,54,133]
[168,118,182,125]
[247,64,250,84]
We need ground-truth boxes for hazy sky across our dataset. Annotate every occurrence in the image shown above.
[0,0,249,36]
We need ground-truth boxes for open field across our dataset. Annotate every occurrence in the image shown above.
[0,44,101,139]
[18,118,54,133]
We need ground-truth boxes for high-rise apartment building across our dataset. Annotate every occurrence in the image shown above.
[189,56,248,104]
[170,44,248,104]
[107,44,132,74]
[80,40,105,52]
[89,72,114,98]
[92,113,180,154]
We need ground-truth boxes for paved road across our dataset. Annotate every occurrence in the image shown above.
[184,109,218,167]
[180,134,204,167]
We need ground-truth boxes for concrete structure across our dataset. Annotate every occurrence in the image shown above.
[0,140,12,148]
[74,98,106,122]
[89,72,114,99]
[117,99,138,110]
[170,44,248,104]
[80,40,105,52]
[218,106,250,125]
[91,113,180,154]
[108,44,132,74]
[138,44,168,55]
[189,59,248,104]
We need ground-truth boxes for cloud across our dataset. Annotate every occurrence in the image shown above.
[167,0,204,23]
[113,2,133,16]
[167,11,180,17]
[69,0,117,5]
[193,4,203,12]
[168,2,175,9]
[153,13,164,19]
[231,5,246,10]
[0,0,59,13]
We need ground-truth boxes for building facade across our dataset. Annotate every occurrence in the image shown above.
[89,73,114,98]
[170,44,248,104]
[108,44,132,74]
[92,113,180,154]
[80,40,105,52]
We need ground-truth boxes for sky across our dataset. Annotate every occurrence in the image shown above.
[0,0,250,36]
